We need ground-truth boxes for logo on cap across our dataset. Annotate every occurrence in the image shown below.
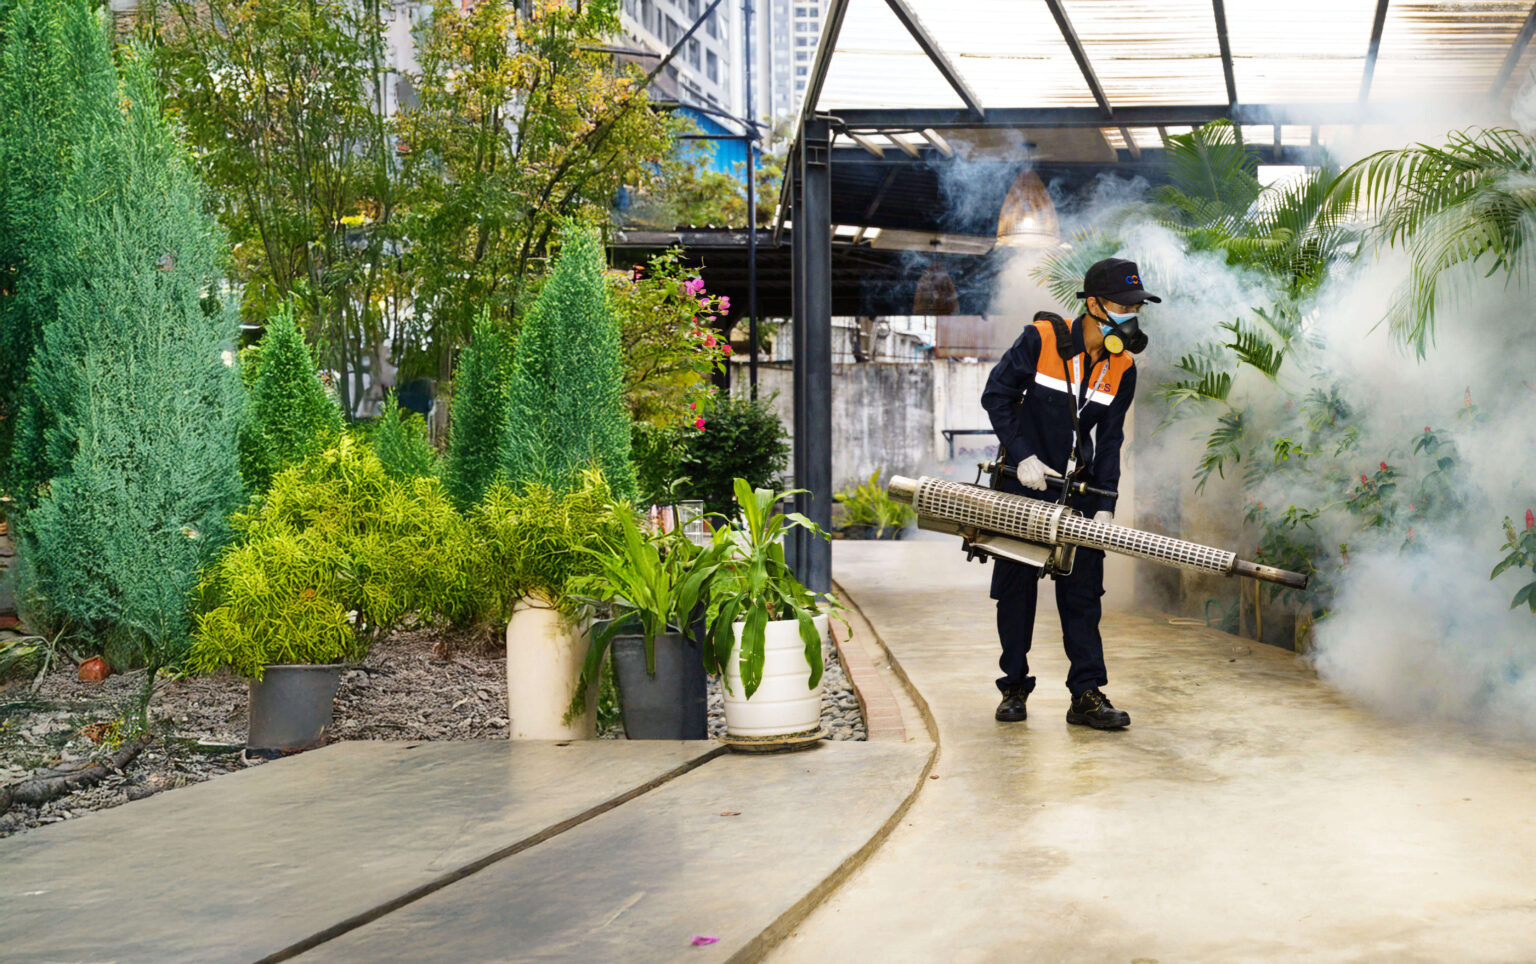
[1126,274,1140,286]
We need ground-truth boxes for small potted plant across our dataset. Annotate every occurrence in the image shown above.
[835,468,915,540]
[473,468,622,740]
[706,477,850,739]
[566,509,728,739]
[186,438,473,751]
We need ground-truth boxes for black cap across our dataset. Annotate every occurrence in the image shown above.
[1077,257,1161,305]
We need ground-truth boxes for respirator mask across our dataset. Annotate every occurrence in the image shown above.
[1094,307,1148,355]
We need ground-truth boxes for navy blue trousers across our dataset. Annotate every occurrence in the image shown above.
[990,547,1108,697]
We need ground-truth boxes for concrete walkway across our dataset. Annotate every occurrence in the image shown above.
[769,540,1536,962]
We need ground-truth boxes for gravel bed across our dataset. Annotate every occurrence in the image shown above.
[0,626,865,838]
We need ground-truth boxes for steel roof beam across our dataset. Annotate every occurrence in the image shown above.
[832,102,1403,130]
[1359,0,1390,103]
[1042,0,1137,156]
[883,0,986,119]
[1493,2,1536,95]
[1212,0,1239,106]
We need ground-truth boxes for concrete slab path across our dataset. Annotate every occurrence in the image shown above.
[0,741,720,962]
[769,540,1536,963]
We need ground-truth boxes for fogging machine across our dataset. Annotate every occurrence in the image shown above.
[886,473,1308,590]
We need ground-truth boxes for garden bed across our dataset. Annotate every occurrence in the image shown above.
[0,626,864,839]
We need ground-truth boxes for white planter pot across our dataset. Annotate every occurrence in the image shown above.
[721,612,828,737]
[505,592,597,740]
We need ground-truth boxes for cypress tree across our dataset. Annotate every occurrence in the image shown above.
[501,223,637,503]
[15,38,246,675]
[443,312,513,509]
[239,302,343,493]
[0,0,118,489]
[371,392,438,480]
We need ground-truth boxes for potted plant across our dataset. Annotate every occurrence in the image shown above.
[186,438,473,751]
[472,468,622,740]
[706,478,850,739]
[835,469,915,540]
[566,509,728,739]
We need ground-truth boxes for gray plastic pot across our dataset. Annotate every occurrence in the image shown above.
[248,663,342,751]
[610,619,708,740]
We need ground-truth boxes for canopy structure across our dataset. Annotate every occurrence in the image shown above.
[778,0,1536,591]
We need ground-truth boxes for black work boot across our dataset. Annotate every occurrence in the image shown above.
[994,677,1034,722]
[1066,687,1130,729]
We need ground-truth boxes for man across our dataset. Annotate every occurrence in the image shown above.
[979,257,1156,730]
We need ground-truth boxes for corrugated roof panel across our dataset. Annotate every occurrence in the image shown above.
[1370,0,1531,101]
[1061,0,1230,106]
[816,0,968,110]
[1224,0,1378,102]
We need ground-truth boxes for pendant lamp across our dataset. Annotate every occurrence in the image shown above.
[995,169,1059,249]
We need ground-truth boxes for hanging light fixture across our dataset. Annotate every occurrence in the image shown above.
[995,169,1059,250]
[913,239,958,316]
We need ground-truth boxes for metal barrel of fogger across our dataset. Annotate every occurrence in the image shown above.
[887,475,1308,590]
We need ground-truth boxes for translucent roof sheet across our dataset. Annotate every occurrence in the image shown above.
[809,0,1536,114]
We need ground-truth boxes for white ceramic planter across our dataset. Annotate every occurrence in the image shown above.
[505,592,596,740]
[721,612,828,737]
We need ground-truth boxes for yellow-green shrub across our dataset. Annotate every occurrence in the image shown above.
[187,436,479,679]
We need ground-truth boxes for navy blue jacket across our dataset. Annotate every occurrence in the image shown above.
[980,314,1136,518]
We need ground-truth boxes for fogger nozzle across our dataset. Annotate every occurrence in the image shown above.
[886,475,1308,590]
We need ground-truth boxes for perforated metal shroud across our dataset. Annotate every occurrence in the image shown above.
[912,477,1236,575]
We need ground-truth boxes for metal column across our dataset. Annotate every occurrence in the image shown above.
[792,116,833,593]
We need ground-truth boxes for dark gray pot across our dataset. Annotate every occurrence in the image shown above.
[610,623,708,740]
[841,524,876,540]
[248,663,342,751]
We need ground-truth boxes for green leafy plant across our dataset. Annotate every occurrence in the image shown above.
[1493,511,1536,614]
[239,303,344,493]
[835,468,915,536]
[704,478,849,699]
[609,247,731,427]
[501,221,638,502]
[468,465,623,625]
[563,508,729,721]
[186,436,478,680]
[676,392,790,519]
[372,392,438,480]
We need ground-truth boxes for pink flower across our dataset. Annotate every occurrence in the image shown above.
[1409,503,1416,512]
[1527,509,1534,529]
[691,936,719,946]
[689,402,697,410]
[631,265,644,280]
[722,344,732,355]
[704,335,716,348]
[1379,461,1388,472]
[718,295,730,312]
[695,417,706,430]
[683,277,705,295]
[1360,474,1369,487]
[1424,426,1431,433]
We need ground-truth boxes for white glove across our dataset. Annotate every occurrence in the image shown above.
[1015,455,1049,491]
[1092,510,1115,526]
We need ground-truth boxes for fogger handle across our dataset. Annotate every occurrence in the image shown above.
[981,461,1119,501]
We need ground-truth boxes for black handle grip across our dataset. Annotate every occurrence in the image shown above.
[982,461,1119,501]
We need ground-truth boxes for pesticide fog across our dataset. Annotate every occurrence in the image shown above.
[962,117,1536,738]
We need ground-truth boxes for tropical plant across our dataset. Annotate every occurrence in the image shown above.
[371,392,438,480]
[676,392,790,519]
[10,39,246,696]
[187,437,478,680]
[239,304,344,493]
[1493,510,1536,615]
[704,478,848,699]
[1326,126,1536,355]
[835,468,916,535]
[468,466,623,625]
[563,508,729,720]
[501,221,638,502]
[443,312,514,509]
